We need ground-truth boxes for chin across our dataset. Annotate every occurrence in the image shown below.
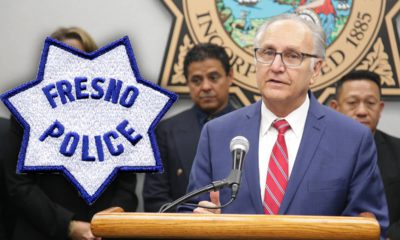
[200,104,218,113]
[263,90,289,102]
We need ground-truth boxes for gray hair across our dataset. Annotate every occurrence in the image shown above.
[254,14,326,60]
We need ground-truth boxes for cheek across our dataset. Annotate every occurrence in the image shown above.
[371,110,381,120]
[338,105,354,116]
[256,71,264,89]
[214,83,229,98]
[188,87,200,99]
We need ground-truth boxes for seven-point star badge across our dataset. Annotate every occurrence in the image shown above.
[1,36,177,204]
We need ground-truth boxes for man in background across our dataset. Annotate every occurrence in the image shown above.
[330,70,400,239]
[143,43,235,212]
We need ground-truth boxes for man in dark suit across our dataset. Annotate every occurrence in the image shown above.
[143,43,235,212]
[330,70,400,239]
[186,13,388,237]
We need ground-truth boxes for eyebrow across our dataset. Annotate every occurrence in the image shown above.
[260,44,302,52]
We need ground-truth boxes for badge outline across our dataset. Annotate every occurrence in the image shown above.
[1,36,177,204]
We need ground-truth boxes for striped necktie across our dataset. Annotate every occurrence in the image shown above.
[263,119,290,215]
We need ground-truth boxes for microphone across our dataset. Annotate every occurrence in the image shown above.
[159,136,249,212]
[227,136,249,199]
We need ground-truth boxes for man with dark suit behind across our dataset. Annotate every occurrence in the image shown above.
[143,43,235,212]
[330,70,400,239]
[186,13,389,238]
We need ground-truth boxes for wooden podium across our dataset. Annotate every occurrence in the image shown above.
[91,207,380,239]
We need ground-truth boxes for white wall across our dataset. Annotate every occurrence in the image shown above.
[1,1,400,211]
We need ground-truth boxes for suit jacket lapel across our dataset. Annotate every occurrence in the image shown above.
[243,101,264,214]
[279,94,326,214]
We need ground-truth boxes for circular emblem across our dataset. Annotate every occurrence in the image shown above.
[183,0,385,93]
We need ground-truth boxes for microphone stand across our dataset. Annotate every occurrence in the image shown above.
[159,169,242,213]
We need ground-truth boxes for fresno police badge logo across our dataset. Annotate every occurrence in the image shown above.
[161,0,400,104]
[1,37,177,204]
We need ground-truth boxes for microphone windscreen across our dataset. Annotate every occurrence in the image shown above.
[230,136,249,153]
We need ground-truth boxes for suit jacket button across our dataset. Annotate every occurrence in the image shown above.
[177,168,183,176]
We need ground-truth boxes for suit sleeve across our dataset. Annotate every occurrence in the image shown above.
[342,129,389,237]
[2,130,73,239]
[143,124,174,212]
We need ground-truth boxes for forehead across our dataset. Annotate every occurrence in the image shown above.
[340,80,381,97]
[62,38,85,51]
[260,20,313,51]
[187,58,225,75]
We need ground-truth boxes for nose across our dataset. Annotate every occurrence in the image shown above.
[354,103,368,118]
[200,79,212,91]
[269,53,285,72]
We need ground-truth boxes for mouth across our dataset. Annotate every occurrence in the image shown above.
[356,119,370,125]
[199,95,216,101]
[266,79,289,86]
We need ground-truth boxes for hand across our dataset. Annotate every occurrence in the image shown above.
[68,220,102,240]
[359,212,376,219]
[193,191,221,214]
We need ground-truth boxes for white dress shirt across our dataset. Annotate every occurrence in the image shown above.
[258,96,310,200]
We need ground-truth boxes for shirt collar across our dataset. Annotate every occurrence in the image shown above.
[260,95,310,137]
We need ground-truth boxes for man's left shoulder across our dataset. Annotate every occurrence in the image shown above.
[375,130,400,146]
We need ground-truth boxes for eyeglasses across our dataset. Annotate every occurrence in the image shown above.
[254,48,320,67]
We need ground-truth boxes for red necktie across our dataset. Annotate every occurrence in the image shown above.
[263,119,290,215]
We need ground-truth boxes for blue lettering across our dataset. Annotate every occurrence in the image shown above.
[95,135,104,161]
[75,77,89,100]
[116,120,142,146]
[42,84,58,108]
[104,79,122,104]
[82,135,96,161]
[42,78,138,108]
[40,121,142,161]
[56,80,75,105]
[103,131,124,156]
[91,77,105,99]
[39,120,65,141]
[119,86,139,108]
[60,132,79,157]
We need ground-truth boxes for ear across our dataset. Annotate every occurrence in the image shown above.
[310,59,323,85]
[378,100,384,115]
[329,99,339,110]
[227,68,234,86]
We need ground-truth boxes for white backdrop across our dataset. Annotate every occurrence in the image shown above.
[1,0,400,211]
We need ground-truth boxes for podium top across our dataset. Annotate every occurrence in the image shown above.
[91,209,380,240]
